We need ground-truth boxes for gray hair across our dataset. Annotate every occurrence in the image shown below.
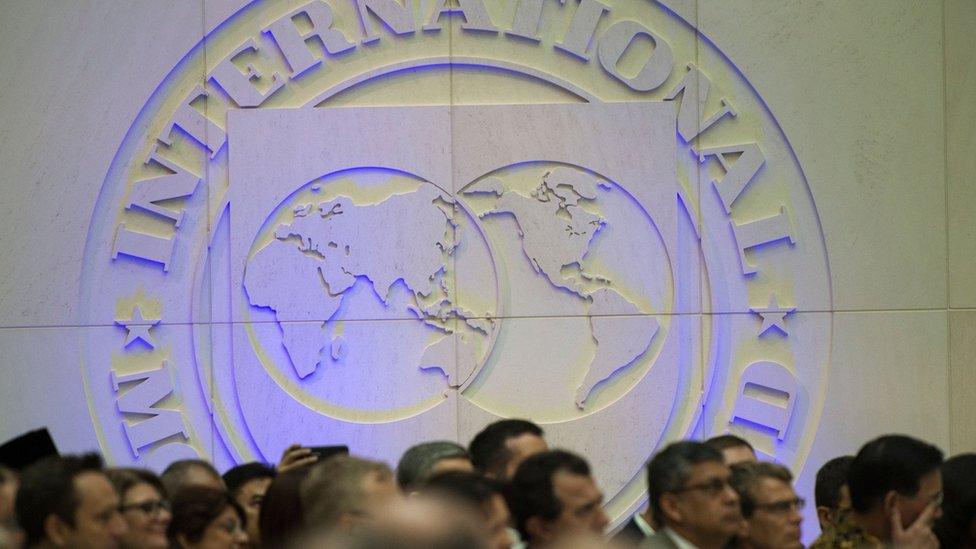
[396,441,470,490]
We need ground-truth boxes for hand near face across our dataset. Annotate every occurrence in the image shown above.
[277,444,317,473]
[890,503,939,549]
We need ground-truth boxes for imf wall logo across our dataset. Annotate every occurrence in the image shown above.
[78,0,832,521]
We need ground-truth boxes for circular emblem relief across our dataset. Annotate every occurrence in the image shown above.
[79,0,832,522]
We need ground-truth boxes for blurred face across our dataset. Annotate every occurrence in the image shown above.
[502,434,548,480]
[233,477,272,546]
[0,468,18,524]
[55,472,128,548]
[722,446,757,466]
[894,469,942,529]
[743,477,803,549]
[484,494,513,549]
[186,506,248,549]
[342,471,400,530]
[661,461,742,546]
[537,471,609,544]
[118,483,170,549]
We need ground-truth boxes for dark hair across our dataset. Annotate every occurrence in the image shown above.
[397,441,470,490]
[647,441,725,525]
[14,453,105,546]
[168,486,244,546]
[222,462,276,499]
[259,465,311,547]
[106,467,168,502]
[469,419,544,478]
[934,453,976,548]
[729,461,793,518]
[705,435,754,453]
[814,456,853,510]
[161,459,221,498]
[422,470,505,513]
[506,449,589,542]
[848,435,944,513]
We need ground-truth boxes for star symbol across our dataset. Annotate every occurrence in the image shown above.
[115,305,160,349]
[750,294,796,337]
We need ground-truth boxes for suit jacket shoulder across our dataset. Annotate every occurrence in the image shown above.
[639,531,681,549]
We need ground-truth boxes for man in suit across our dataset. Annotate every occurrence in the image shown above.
[641,441,742,549]
[729,461,803,549]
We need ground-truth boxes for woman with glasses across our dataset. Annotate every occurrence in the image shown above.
[106,468,172,549]
[169,486,249,549]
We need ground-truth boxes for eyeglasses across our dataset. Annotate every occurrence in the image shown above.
[754,497,806,514]
[119,499,170,517]
[673,478,733,497]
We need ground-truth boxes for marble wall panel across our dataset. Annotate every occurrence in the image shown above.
[949,310,976,454]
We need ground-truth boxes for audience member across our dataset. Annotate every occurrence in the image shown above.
[642,441,741,549]
[106,468,171,549]
[14,453,127,548]
[507,449,609,547]
[0,466,19,543]
[222,462,275,547]
[729,461,803,549]
[704,435,757,466]
[814,455,853,535]
[934,453,976,548]
[396,441,473,492]
[300,456,399,533]
[470,419,548,481]
[423,471,513,549]
[259,465,312,548]
[168,486,247,549]
[161,459,224,498]
[811,434,943,548]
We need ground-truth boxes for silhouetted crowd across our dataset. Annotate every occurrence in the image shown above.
[0,422,972,548]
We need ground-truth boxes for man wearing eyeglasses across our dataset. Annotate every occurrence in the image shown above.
[728,461,803,549]
[641,441,742,549]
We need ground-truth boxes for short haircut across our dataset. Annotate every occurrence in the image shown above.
[729,461,793,518]
[848,435,944,513]
[106,467,168,501]
[396,441,470,490]
[259,465,311,548]
[422,470,505,514]
[14,453,105,547]
[168,486,244,545]
[160,459,221,497]
[222,462,276,498]
[646,441,725,525]
[705,434,754,453]
[301,455,393,527]
[934,453,976,548]
[469,419,544,478]
[506,449,590,541]
[814,455,854,510]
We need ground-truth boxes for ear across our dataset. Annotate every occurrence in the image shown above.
[44,514,71,546]
[525,516,554,544]
[816,506,832,529]
[659,493,683,524]
[882,490,900,522]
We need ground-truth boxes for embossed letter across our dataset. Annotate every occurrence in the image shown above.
[157,86,226,159]
[731,361,798,440]
[112,224,175,272]
[126,146,201,226]
[112,361,189,457]
[554,0,610,60]
[700,143,765,214]
[507,0,562,42]
[263,1,356,78]
[665,64,737,143]
[598,20,673,91]
[355,0,416,44]
[208,39,285,108]
[731,206,795,276]
[424,0,497,32]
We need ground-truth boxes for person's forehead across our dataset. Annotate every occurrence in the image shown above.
[752,477,795,503]
[239,476,273,496]
[75,471,119,508]
[722,445,757,465]
[504,433,548,456]
[125,481,160,502]
[552,470,600,502]
[917,469,942,493]
[688,460,730,481]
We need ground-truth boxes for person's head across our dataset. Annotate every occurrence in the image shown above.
[469,419,548,481]
[934,453,976,548]
[705,435,757,466]
[342,494,489,549]
[814,455,853,532]
[848,435,944,541]
[222,462,275,546]
[258,465,310,548]
[647,441,741,549]
[168,486,247,549]
[729,462,802,549]
[0,465,18,526]
[161,460,224,498]
[423,471,512,549]
[396,442,473,492]
[14,453,127,548]
[301,456,398,533]
[106,468,170,549]
[507,450,608,547]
